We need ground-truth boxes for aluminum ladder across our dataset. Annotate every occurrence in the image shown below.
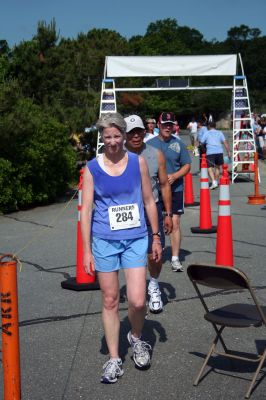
[96,79,117,155]
[232,75,257,183]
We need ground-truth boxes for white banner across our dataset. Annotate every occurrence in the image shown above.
[106,55,237,77]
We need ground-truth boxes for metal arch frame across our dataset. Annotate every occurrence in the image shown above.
[102,55,235,93]
[97,54,250,164]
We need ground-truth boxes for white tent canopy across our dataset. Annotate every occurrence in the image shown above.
[106,55,238,78]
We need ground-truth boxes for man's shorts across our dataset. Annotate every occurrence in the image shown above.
[145,201,165,254]
[92,236,148,272]
[160,191,184,216]
[206,153,224,168]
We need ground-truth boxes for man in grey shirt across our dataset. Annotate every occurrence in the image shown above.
[124,115,172,313]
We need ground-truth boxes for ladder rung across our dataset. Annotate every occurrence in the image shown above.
[235,97,248,100]
[234,150,255,153]
[100,110,116,114]
[234,107,250,110]
[233,161,254,164]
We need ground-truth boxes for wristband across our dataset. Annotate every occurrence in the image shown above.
[152,232,161,237]
[164,212,173,217]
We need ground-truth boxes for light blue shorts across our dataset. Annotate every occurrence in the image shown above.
[92,236,148,272]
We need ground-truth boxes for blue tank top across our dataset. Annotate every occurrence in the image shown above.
[87,151,147,240]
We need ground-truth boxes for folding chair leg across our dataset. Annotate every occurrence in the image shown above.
[214,325,228,353]
[194,340,217,386]
[194,327,224,386]
[245,350,266,399]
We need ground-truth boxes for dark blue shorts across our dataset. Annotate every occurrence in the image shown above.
[206,153,224,168]
[145,201,165,253]
[159,191,184,216]
[170,191,184,216]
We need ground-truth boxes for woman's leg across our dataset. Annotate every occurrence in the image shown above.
[98,271,120,358]
[124,267,147,338]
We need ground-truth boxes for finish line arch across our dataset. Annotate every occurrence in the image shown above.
[97,54,255,182]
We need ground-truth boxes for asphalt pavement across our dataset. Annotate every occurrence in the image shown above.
[0,132,266,400]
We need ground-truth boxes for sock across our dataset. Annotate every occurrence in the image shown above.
[172,256,179,262]
[131,333,141,342]
[110,357,121,363]
[148,277,158,290]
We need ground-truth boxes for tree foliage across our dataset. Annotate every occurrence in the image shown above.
[0,80,76,212]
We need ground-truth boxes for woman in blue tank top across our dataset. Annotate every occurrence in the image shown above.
[80,112,162,383]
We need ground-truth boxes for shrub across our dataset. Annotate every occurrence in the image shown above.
[0,92,77,212]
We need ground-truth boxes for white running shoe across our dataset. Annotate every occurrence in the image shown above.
[210,181,218,190]
[171,259,184,272]
[101,358,124,384]
[148,286,163,313]
[127,332,151,369]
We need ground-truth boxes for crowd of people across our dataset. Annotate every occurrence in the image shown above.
[79,110,242,383]
[251,112,266,160]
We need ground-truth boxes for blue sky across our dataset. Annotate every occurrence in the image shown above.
[1,0,266,48]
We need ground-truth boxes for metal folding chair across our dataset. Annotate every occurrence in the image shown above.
[187,263,266,398]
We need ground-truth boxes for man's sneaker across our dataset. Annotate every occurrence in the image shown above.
[210,181,218,190]
[101,359,124,384]
[148,286,163,313]
[127,332,151,369]
[171,259,184,272]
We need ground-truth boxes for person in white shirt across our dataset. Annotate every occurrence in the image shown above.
[187,117,198,155]
[208,113,213,123]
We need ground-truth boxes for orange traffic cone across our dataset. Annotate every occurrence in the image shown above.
[191,154,217,234]
[247,152,266,205]
[184,172,199,207]
[216,164,234,267]
[61,169,100,291]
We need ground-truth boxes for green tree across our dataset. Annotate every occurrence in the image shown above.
[0,81,76,212]
[0,40,10,82]
[34,18,59,61]
[138,19,188,55]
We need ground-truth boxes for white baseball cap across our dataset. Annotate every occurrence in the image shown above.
[124,115,145,133]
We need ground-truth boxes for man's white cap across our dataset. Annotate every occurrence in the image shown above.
[124,115,145,133]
